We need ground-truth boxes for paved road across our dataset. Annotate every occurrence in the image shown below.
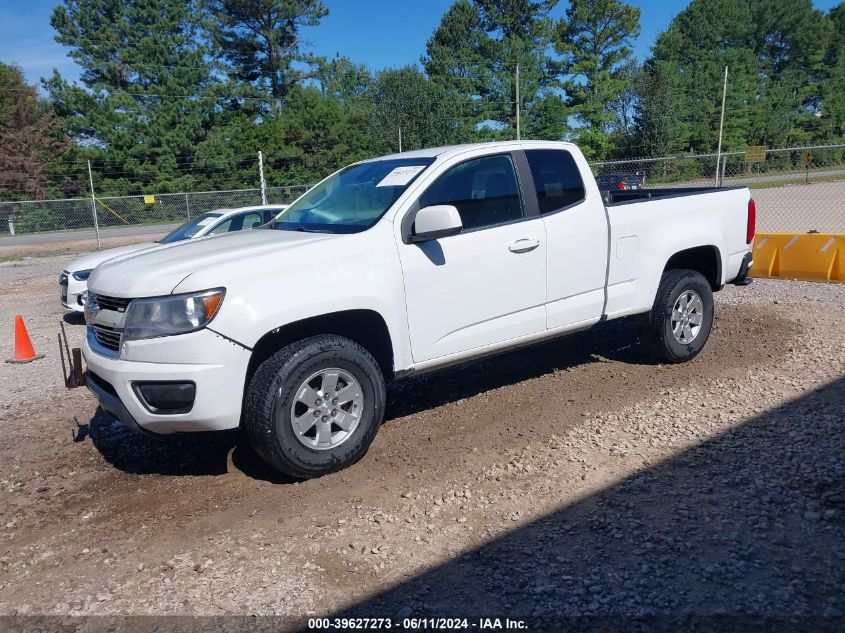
[0,223,178,247]
[722,167,845,186]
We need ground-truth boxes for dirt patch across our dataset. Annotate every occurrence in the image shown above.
[0,253,843,623]
[0,234,154,260]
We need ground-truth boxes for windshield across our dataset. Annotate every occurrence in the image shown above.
[158,212,223,243]
[273,157,434,233]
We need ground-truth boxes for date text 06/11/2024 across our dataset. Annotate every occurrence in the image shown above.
[307,617,528,630]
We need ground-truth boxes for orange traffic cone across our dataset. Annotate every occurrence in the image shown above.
[6,315,44,364]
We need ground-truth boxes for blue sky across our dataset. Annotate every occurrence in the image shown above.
[0,0,841,87]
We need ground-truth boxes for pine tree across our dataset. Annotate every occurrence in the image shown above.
[553,0,641,159]
[642,0,833,155]
[422,0,561,139]
[46,0,219,195]
[206,0,328,112]
[747,0,831,146]
[368,66,473,154]
[632,59,684,158]
[821,3,845,141]
[0,63,67,200]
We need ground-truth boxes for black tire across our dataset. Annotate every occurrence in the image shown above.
[244,335,386,479]
[638,269,714,363]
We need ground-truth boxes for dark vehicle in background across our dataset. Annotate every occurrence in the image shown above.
[595,171,646,191]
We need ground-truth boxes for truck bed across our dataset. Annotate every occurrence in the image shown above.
[601,184,753,320]
[603,186,746,206]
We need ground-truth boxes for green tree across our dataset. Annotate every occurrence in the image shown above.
[0,63,67,200]
[422,0,561,139]
[368,66,473,154]
[607,60,640,137]
[205,0,328,112]
[315,56,373,103]
[46,0,220,195]
[553,0,640,159]
[632,59,684,158]
[747,0,831,146]
[272,86,374,184]
[646,0,756,154]
[521,92,569,141]
[642,0,833,156]
[821,4,845,140]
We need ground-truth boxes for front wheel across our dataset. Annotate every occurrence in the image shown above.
[638,269,714,363]
[244,335,386,479]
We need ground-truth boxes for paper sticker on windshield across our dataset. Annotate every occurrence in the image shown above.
[376,165,426,187]
[197,217,218,226]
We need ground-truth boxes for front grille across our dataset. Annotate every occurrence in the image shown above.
[93,294,132,313]
[91,324,122,351]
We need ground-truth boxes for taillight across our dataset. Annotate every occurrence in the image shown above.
[617,181,627,190]
[746,198,756,244]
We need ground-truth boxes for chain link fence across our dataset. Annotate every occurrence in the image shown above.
[590,144,845,233]
[0,185,310,238]
[1,143,843,239]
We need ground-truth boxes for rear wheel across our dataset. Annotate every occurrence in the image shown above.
[639,269,714,363]
[244,335,385,479]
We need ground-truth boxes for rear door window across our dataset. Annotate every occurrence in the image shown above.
[525,149,586,214]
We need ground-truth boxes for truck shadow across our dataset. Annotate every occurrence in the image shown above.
[85,318,649,479]
[62,312,86,326]
[384,316,650,421]
[87,409,240,476]
[324,376,845,627]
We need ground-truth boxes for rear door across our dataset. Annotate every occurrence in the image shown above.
[397,152,547,363]
[523,148,609,329]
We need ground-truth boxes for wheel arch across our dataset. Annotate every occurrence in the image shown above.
[244,309,395,396]
[663,245,722,290]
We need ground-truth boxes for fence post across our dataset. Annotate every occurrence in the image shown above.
[714,65,728,186]
[258,151,268,205]
[185,192,191,220]
[87,160,101,249]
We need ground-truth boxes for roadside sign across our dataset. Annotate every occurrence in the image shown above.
[744,146,766,163]
[143,195,155,204]
[804,152,815,165]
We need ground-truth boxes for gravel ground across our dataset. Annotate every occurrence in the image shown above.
[0,251,843,631]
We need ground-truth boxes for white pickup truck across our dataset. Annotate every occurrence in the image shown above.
[82,141,755,478]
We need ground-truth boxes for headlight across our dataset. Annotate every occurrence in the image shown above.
[123,289,225,341]
[72,269,93,281]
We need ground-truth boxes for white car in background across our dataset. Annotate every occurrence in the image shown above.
[60,204,287,312]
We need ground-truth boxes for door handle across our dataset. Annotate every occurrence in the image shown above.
[509,238,540,253]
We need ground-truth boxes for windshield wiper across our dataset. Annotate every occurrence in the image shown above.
[294,226,334,234]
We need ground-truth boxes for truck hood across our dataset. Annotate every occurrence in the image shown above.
[87,229,335,298]
[66,241,157,273]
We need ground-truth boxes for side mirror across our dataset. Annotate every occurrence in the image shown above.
[411,205,462,242]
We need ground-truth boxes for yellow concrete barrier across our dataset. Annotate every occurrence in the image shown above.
[750,233,844,282]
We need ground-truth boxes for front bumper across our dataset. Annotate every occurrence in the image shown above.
[84,371,150,435]
[82,328,251,434]
[60,273,87,312]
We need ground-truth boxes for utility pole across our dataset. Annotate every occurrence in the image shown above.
[258,151,268,205]
[87,160,101,250]
[714,65,728,187]
[398,125,403,153]
[515,64,521,141]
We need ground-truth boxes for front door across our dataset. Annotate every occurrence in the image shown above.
[398,153,547,363]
